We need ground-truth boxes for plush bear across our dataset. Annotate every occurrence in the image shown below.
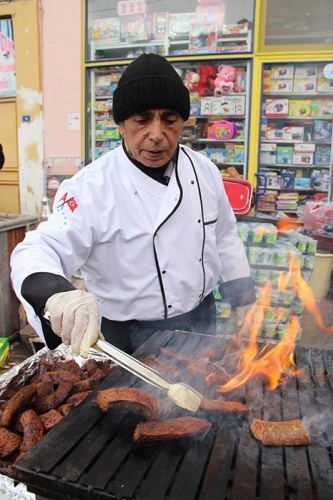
[214,64,236,96]
[197,65,217,96]
[185,71,200,92]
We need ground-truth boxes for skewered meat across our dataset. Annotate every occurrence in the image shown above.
[0,384,37,428]
[250,418,311,446]
[0,428,21,458]
[133,416,211,443]
[19,409,44,453]
[96,388,166,419]
[199,398,249,415]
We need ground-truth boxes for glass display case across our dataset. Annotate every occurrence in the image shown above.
[256,61,333,213]
[86,58,252,179]
[86,0,255,61]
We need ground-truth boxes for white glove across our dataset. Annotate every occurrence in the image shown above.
[235,304,253,327]
[45,290,100,357]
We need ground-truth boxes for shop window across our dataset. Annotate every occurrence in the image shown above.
[260,0,333,52]
[85,0,255,61]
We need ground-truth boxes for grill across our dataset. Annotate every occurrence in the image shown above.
[12,330,333,500]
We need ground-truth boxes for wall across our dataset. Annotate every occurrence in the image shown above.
[41,0,82,157]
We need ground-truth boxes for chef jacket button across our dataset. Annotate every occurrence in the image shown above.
[198,219,201,223]
[191,180,195,184]
[168,304,172,309]
[162,270,166,274]
[199,258,202,262]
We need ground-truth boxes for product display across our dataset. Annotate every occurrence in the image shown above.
[215,222,317,342]
[89,59,250,178]
[89,3,252,60]
[257,61,333,213]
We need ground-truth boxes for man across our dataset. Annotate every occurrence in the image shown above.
[11,53,255,357]
[0,144,4,169]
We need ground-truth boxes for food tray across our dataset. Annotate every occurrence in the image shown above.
[313,232,333,252]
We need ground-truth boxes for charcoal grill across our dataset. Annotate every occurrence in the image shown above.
[12,330,333,499]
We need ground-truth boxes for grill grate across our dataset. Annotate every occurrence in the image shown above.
[12,330,333,500]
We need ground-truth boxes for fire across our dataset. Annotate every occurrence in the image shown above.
[218,250,332,392]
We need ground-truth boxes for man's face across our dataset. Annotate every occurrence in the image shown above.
[118,109,184,167]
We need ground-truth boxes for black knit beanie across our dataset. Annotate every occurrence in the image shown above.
[113,53,190,124]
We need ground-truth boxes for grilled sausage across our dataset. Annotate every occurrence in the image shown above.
[0,384,37,428]
[70,368,105,394]
[42,370,80,384]
[250,418,311,446]
[133,416,211,443]
[39,409,63,430]
[65,390,92,406]
[33,380,73,414]
[96,388,166,420]
[199,398,249,415]
[0,428,22,458]
[19,409,44,453]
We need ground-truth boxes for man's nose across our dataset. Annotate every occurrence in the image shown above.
[148,120,165,141]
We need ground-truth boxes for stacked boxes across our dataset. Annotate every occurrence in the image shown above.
[215,222,317,343]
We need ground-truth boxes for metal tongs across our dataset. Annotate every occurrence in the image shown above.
[94,339,203,412]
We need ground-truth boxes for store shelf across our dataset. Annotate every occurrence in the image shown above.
[257,61,333,213]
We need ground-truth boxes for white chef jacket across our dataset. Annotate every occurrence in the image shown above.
[11,144,251,343]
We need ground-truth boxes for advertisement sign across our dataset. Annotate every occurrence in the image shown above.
[0,19,16,98]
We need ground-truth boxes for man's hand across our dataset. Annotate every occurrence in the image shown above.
[44,290,100,357]
[235,303,254,327]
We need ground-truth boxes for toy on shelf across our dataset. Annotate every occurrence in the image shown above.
[198,64,217,96]
[214,64,236,96]
[185,71,200,92]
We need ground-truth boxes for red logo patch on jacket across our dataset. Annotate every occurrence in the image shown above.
[56,192,78,213]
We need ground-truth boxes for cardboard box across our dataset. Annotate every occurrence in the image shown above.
[317,77,333,93]
[276,146,293,165]
[281,171,295,188]
[294,66,317,78]
[201,96,246,116]
[265,99,289,117]
[294,143,316,153]
[266,124,284,140]
[311,99,333,116]
[271,65,294,79]
[294,177,311,188]
[260,151,277,164]
[283,126,304,141]
[314,145,331,165]
[292,152,314,165]
[169,13,196,39]
[91,18,121,41]
[261,143,277,152]
[293,78,317,93]
[121,14,150,42]
[289,100,311,117]
[313,120,332,141]
[270,80,293,93]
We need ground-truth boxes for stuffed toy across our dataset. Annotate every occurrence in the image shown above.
[214,64,236,96]
[185,71,200,92]
[197,65,217,96]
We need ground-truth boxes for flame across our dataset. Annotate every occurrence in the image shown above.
[218,249,332,392]
[218,315,300,393]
